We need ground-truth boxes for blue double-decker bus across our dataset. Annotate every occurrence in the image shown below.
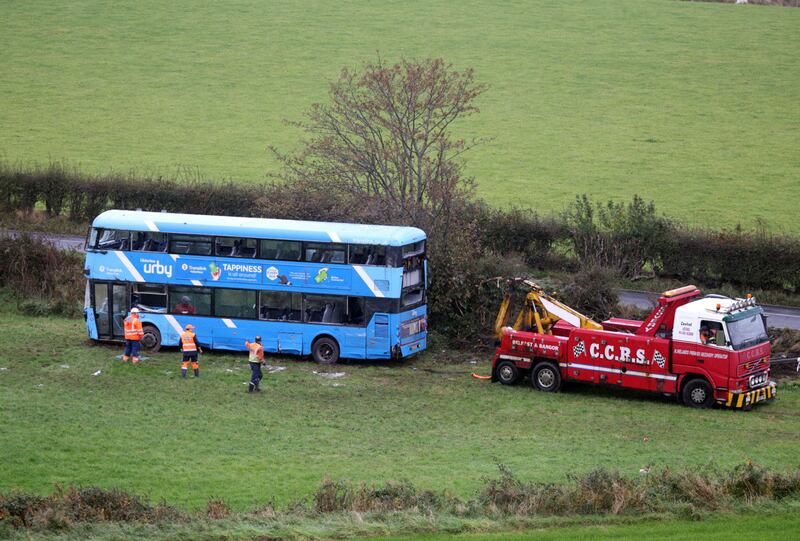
[83,210,427,363]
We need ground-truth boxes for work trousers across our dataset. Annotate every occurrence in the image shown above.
[249,362,263,387]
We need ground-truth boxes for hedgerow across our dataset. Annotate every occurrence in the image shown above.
[2,164,799,339]
[2,462,798,531]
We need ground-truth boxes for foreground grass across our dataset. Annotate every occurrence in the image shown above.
[381,509,800,541]
[1,1,798,231]
[3,506,798,540]
[1,308,798,511]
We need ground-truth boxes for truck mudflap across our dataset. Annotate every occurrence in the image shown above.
[722,381,776,409]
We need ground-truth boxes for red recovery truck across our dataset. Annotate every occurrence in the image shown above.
[490,282,776,409]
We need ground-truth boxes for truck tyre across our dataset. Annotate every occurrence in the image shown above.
[495,361,520,385]
[312,337,340,365]
[532,362,562,393]
[140,325,161,353]
[682,378,714,409]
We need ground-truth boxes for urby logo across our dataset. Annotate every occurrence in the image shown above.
[142,261,173,279]
[266,266,279,281]
[209,262,222,281]
[314,267,329,284]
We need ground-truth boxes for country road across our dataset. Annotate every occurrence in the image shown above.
[4,229,800,330]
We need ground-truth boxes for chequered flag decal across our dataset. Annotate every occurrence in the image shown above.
[653,350,666,369]
[573,340,585,358]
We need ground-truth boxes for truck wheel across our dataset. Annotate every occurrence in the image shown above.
[495,361,520,385]
[532,362,562,392]
[312,337,340,365]
[140,325,161,353]
[682,379,714,409]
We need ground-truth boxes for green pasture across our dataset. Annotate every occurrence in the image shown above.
[381,511,800,541]
[1,307,798,511]
[1,1,798,232]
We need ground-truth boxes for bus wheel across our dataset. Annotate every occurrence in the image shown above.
[140,325,162,353]
[312,337,339,365]
[682,378,714,409]
[532,362,561,392]
[495,361,520,385]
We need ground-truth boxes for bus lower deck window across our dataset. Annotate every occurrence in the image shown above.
[259,291,302,321]
[132,284,167,312]
[169,286,212,316]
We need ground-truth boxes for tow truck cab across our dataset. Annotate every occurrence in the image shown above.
[671,296,774,407]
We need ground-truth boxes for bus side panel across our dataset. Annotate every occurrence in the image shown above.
[85,308,99,339]
[395,306,427,358]
[367,314,392,359]
[137,314,181,348]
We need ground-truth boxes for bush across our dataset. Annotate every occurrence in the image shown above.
[0,485,184,530]
[0,234,84,317]
[558,266,620,321]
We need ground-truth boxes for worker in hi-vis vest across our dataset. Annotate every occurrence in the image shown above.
[244,336,265,393]
[180,324,202,378]
[122,308,144,364]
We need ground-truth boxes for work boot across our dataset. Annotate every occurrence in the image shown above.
[248,382,255,393]
[193,368,199,378]
[181,368,187,378]
[254,381,261,392]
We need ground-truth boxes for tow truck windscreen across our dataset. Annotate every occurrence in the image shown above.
[725,309,768,351]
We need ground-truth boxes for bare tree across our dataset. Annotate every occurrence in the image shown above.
[272,57,488,228]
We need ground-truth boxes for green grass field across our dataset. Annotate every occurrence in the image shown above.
[381,511,800,541]
[1,307,798,512]
[1,1,798,232]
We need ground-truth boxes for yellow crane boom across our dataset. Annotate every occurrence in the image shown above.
[493,279,603,340]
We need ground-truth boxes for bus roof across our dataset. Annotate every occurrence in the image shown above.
[92,210,426,246]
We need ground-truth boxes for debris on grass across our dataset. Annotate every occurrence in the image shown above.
[314,371,346,379]
[59,364,70,369]
[265,365,286,374]
[92,370,101,376]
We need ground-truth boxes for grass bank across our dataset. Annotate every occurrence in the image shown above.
[1,308,798,510]
[1,1,798,231]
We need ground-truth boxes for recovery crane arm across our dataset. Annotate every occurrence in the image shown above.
[493,279,603,340]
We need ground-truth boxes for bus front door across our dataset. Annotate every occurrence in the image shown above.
[92,282,128,339]
[367,313,391,358]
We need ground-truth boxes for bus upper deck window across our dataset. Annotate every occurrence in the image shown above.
[96,229,131,250]
[132,232,167,252]
[170,235,213,256]
[402,240,425,258]
[305,243,346,264]
[217,237,257,258]
[259,239,302,261]
[349,245,389,266]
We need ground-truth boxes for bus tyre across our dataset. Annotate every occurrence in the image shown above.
[312,337,340,365]
[140,325,161,353]
[532,362,561,393]
[496,361,520,385]
[682,378,714,409]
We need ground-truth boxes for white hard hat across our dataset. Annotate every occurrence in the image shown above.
[130,307,140,314]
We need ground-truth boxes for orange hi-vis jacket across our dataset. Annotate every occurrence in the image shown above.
[124,316,144,341]
[180,331,198,352]
[245,341,264,363]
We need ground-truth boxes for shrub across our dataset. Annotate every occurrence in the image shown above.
[0,234,84,317]
[558,266,619,321]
